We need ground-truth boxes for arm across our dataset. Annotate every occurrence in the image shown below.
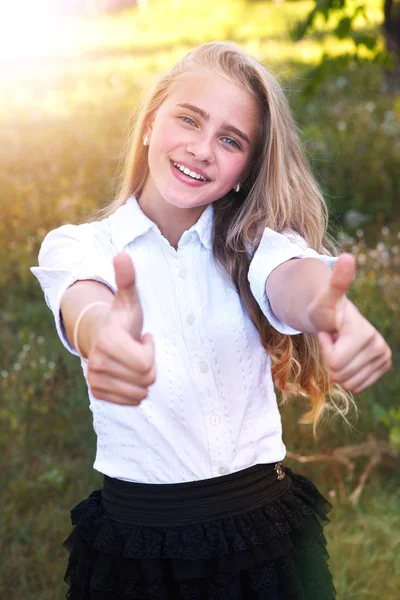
[266,257,333,334]
[266,253,391,393]
[60,280,113,359]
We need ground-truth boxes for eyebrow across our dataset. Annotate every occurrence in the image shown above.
[176,103,251,145]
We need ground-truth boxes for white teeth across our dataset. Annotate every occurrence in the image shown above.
[173,161,207,181]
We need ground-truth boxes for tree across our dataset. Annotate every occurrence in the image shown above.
[292,0,400,95]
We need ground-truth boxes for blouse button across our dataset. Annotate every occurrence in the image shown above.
[187,235,192,243]
[179,268,187,278]
[199,362,208,373]
[210,414,220,425]
[219,466,229,475]
[186,314,195,325]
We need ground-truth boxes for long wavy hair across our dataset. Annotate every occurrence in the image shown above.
[98,41,355,436]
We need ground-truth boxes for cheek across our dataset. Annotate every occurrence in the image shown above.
[152,119,183,153]
[221,155,248,184]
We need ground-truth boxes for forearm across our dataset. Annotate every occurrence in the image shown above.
[265,258,334,334]
[60,281,113,358]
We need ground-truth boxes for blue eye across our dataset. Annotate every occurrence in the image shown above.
[180,116,196,126]
[221,137,240,149]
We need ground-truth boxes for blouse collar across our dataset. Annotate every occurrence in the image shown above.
[109,195,213,252]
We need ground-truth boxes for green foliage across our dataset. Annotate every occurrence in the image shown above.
[289,63,400,220]
[291,0,390,96]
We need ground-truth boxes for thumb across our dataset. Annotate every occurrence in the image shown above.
[113,253,140,311]
[111,253,144,341]
[325,253,356,306]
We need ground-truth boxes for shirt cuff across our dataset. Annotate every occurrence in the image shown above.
[248,228,337,335]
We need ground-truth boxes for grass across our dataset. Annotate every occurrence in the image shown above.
[1,0,399,598]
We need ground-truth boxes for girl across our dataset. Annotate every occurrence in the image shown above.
[31,42,391,599]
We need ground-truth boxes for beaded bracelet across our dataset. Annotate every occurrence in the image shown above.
[73,301,111,358]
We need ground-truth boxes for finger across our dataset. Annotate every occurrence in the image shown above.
[342,356,392,393]
[317,330,335,361]
[325,318,389,374]
[94,329,154,374]
[140,333,155,366]
[326,253,356,305]
[91,392,144,406]
[90,356,156,388]
[339,352,392,389]
[329,338,389,383]
[113,253,141,311]
[90,378,150,405]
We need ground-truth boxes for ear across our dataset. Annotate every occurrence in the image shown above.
[143,127,152,146]
[143,113,156,141]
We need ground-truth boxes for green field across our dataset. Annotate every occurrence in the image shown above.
[1,1,399,598]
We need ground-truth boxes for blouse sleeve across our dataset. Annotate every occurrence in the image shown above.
[30,223,116,355]
[247,227,337,335]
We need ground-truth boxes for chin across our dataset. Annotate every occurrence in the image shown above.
[164,194,211,210]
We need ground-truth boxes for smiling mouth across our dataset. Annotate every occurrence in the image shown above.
[171,161,210,182]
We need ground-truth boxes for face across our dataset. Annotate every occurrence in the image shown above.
[141,69,260,213]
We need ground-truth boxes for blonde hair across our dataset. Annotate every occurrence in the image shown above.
[99,41,355,436]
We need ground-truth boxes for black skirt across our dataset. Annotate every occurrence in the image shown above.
[63,463,336,599]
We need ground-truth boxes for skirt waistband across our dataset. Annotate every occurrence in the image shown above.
[101,463,293,526]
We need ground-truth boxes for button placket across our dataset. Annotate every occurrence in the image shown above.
[174,244,229,478]
[210,414,220,425]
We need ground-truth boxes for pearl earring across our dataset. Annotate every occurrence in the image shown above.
[235,183,240,193]
[143,135,149,146]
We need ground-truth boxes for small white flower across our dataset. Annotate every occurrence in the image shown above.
[23,344,30,352]
[328,489,336,498]
[358,253,366,264]
[365,102,375,112]
[381,226,389,235]
[48,361,55,369]
[356,229,364,237]
[1,370,8,378]
[337,121,347,131]
[14,363,21,371]
[44,372,51,379]
[39,357,46,365]
[37,336,45,344]
[377,242,386,251]
[381,251,389,259]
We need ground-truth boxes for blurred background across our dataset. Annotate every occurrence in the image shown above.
[0,0,399,598]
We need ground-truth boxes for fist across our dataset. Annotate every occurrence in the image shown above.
[309,254,392,393]
[87,253,156,405]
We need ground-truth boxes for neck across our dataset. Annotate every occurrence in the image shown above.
[138,183,208,249]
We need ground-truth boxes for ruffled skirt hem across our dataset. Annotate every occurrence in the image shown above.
[64,467,337,599]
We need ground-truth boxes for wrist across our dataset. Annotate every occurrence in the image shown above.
[74,302,112,358]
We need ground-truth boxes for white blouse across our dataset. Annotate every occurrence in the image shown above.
[31,196,336,484]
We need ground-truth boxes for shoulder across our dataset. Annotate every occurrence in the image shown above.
[39,216,115,260]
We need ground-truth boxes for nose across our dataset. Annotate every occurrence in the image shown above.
[186,134,215,163]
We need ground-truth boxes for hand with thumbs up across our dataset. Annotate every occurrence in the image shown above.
[86,253,156,405]
[307,253,392,393]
